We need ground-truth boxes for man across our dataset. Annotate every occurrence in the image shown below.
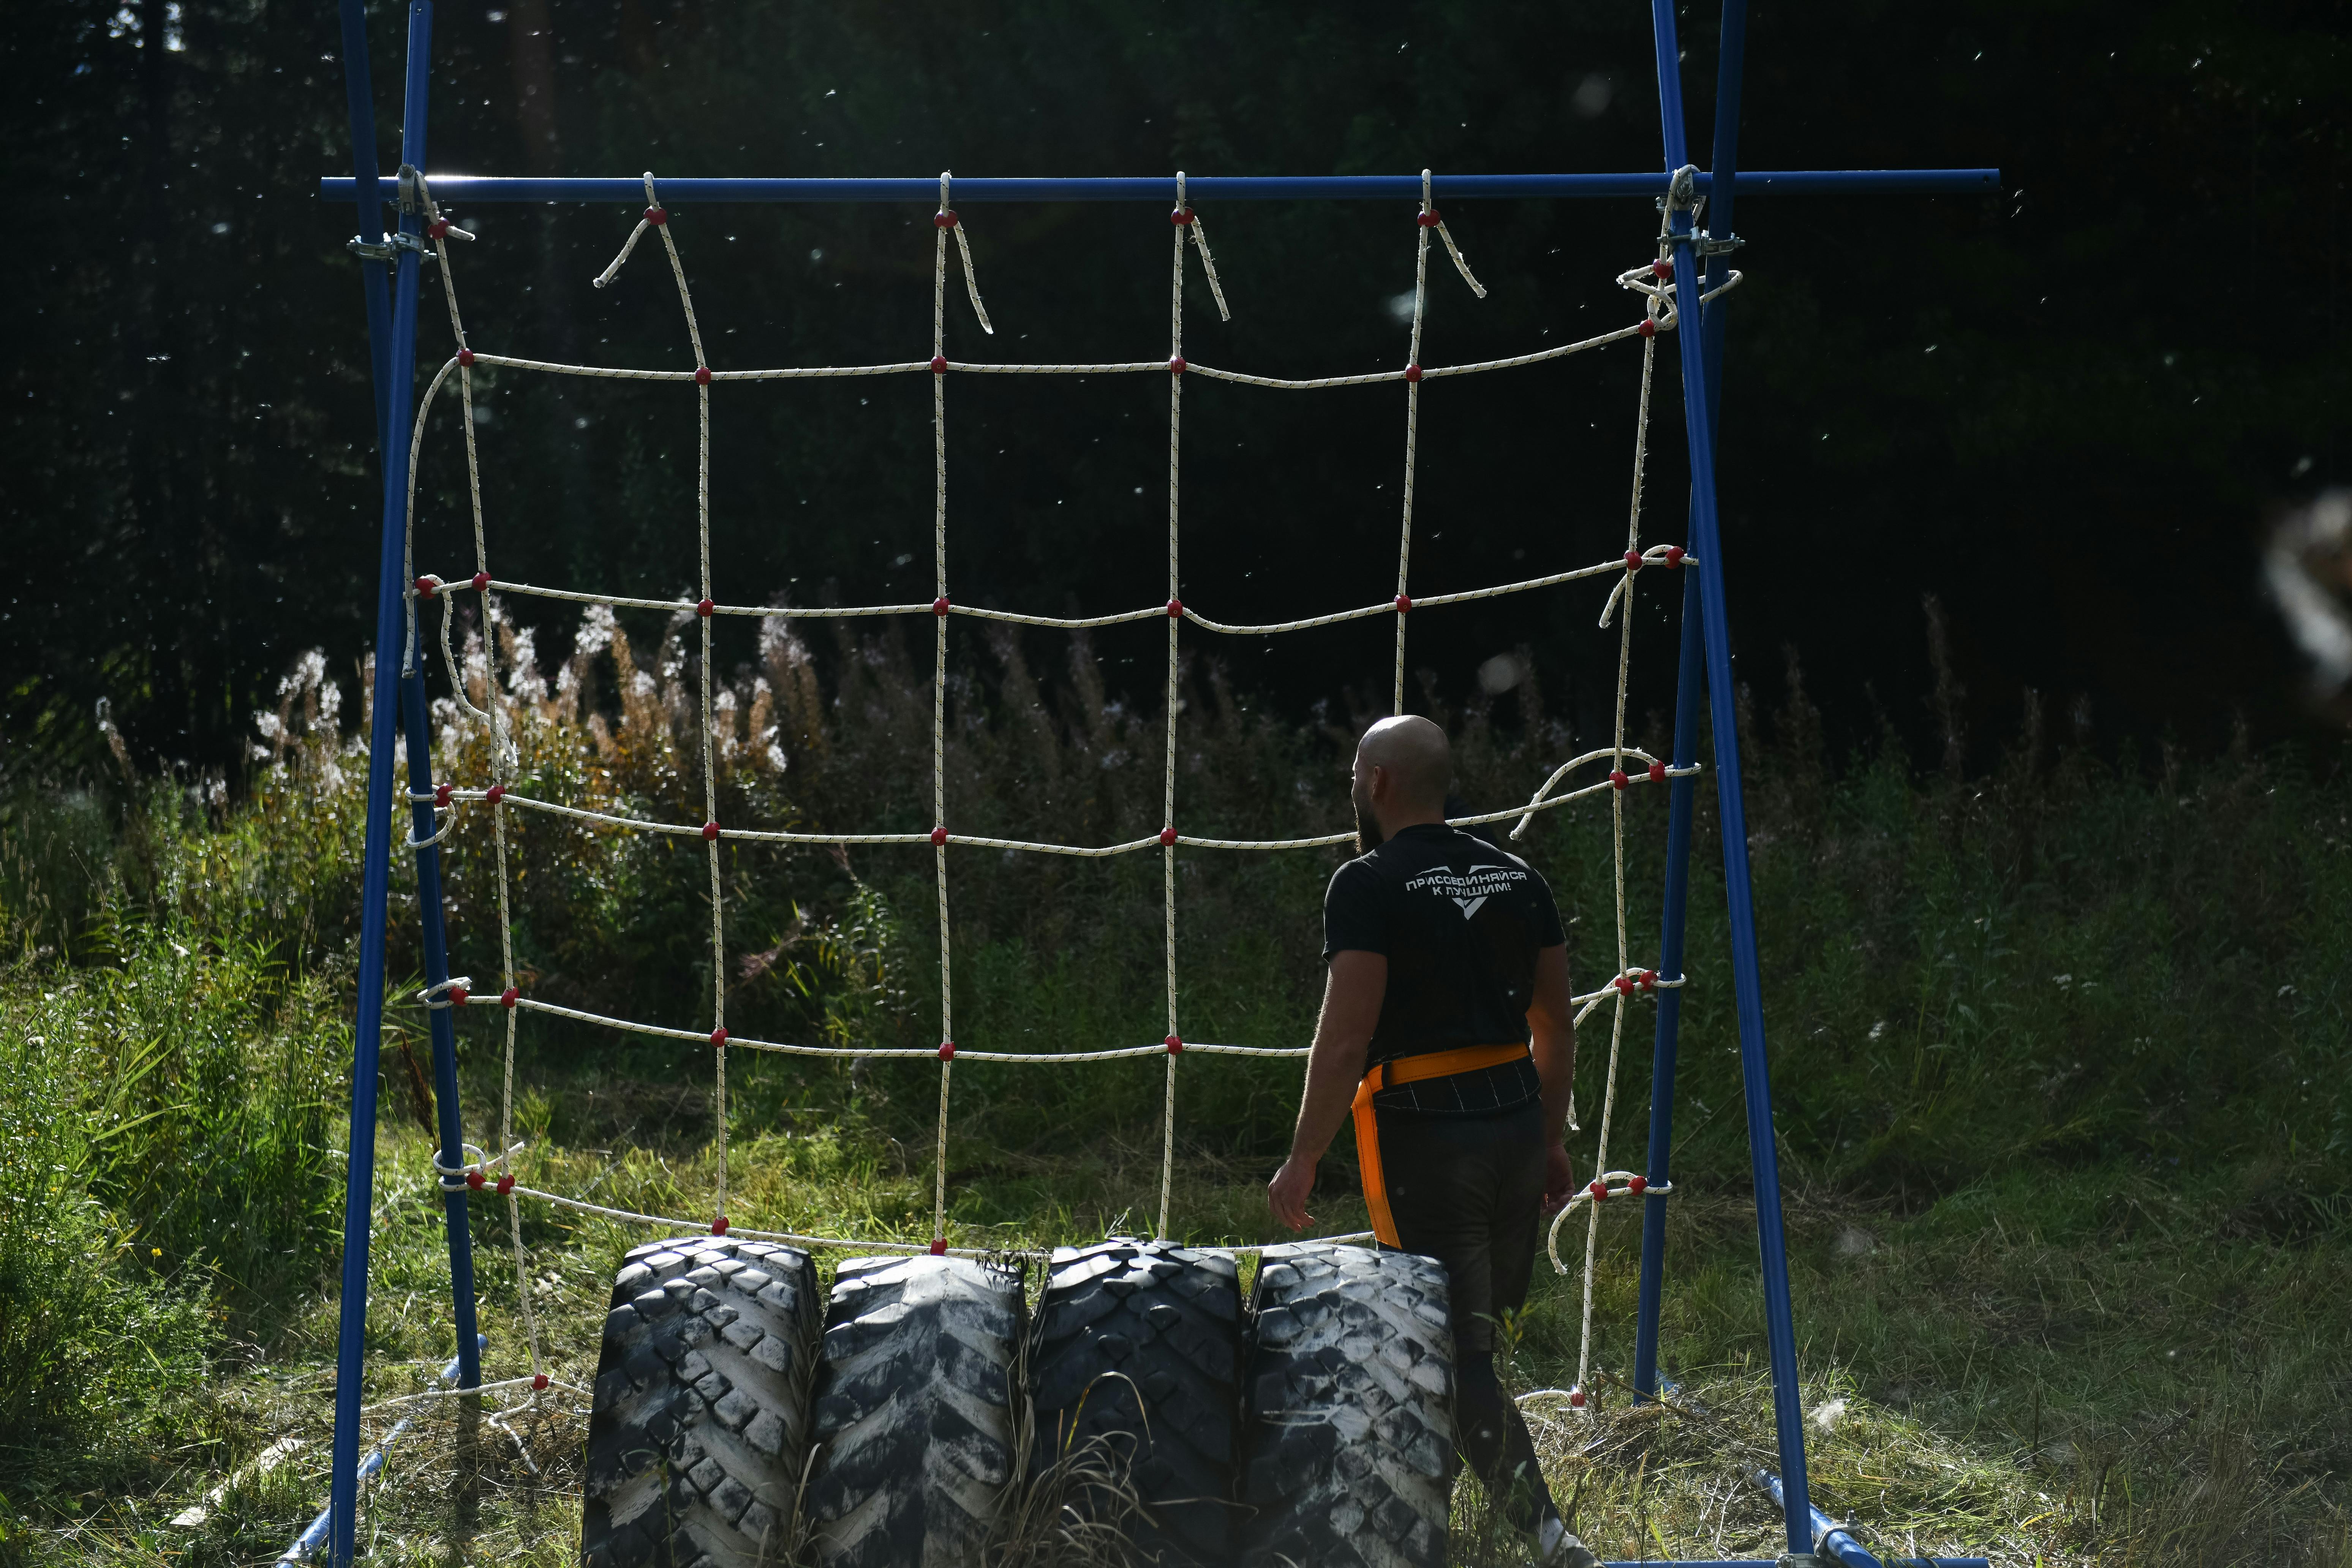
[1268,714,1593,1566]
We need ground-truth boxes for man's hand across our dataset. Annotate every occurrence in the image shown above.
[1540,1143,1576,1214]
[1268,1154,1317,1232]
[1272,952,1383,1235]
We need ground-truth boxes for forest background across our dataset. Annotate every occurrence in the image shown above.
[5,0,2350,770]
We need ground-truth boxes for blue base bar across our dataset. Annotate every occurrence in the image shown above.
[278,1336,486,1565]
[1752,1468,1988,1568]
[1597,1560,1988,1567]
[319,168,1997,205]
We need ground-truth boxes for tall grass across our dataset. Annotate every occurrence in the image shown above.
[0,734,350,1502]
[0,601,2345,1559]
[231,598,2337,1195]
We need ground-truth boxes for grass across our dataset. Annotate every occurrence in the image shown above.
[18,1119,2346,1566]
[0,610,2347,1565]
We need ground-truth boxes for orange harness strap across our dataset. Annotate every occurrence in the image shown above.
[1350,1043,1534,1247]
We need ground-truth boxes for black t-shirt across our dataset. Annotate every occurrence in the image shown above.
[1322,823,1565,1115]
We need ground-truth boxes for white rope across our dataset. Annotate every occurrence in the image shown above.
[440,310,1665,389]
[416,171,549,1386]
[414,753,1680,857]
[450,1175,1376,1262]
[389,184,1704,1356]
[1174,172,1232,322]
[941,171,995,336]
[511,992,1309,1061]
[1534,209,1692,1417]
[359,1373,585,1417]
[932,173,958,1249]
[1159,172,1189,1242]
[594,173,734,1231]
[1393,172,1482,713]
[417,544,1700,635]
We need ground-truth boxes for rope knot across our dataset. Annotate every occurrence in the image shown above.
[417,975,474,1010]
[936,172,994,335]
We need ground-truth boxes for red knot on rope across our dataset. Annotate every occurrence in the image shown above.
[417,975,473,1010]
[1418,170,1486,299]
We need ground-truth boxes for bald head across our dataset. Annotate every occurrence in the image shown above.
[1355,714,1451,830]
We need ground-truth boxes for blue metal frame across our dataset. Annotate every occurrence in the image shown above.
[1634,0,1747,1404]
[398,664,481,1382]
[1646,0,1816,1551]
[1597,1561,1987,1568]
[323,3,1995,1563]
[1631,0,1748,1407]
[327,3,481,1565]
[319,169,1993,205]
[1751,1469,1994,1568]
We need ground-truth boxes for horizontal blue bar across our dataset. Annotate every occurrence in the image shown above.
[1596,1560,1987,1567]
[318,169,1998,205]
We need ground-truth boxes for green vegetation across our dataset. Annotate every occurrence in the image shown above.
[1,623,2347,1564]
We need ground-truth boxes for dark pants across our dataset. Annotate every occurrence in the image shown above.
[1374,1099,1558,1532]
[1374,1099,1546,1355]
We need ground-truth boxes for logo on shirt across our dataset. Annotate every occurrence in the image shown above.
[1402,863,1526,920]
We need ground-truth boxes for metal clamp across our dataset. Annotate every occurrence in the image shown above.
[345,230,436,265]
[397,162,427,215]
[1693,230,1745,257]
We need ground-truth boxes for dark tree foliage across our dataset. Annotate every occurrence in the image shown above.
[4,0,2346,779]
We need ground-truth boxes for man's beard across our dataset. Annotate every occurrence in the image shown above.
[1353,779,1383,855]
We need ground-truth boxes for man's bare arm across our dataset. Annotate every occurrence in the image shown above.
[1266,949,1387,1231]
[1527,942,1578,1210]
[1527,942,1577,1141]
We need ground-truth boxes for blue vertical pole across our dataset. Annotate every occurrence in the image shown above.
[378,0,482,1398]
[401,663,482,1385]
[327,5,438,1565]
[1633,0,1748,1404]
[1649,0,1814,1553]
[1700,0,1749,431]
[335,5,391,456]
[1631,529,1706,1408]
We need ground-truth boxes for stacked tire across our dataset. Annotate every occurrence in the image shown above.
[1238,1243,1459,1568]
[1028,1241,1244,1563]
[582,1236,825,1567]
[579,1236,1457,1568]
[802,1254,1026,1567]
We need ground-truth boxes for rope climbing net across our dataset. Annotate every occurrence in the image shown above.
[391,167,1735,1416]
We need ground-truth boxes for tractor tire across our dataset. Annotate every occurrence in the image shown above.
[1028,1239,1243,1564]
[803,1253,1025,1568]
[1236,1241,1457,1568]
[582,1235,822,1568]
